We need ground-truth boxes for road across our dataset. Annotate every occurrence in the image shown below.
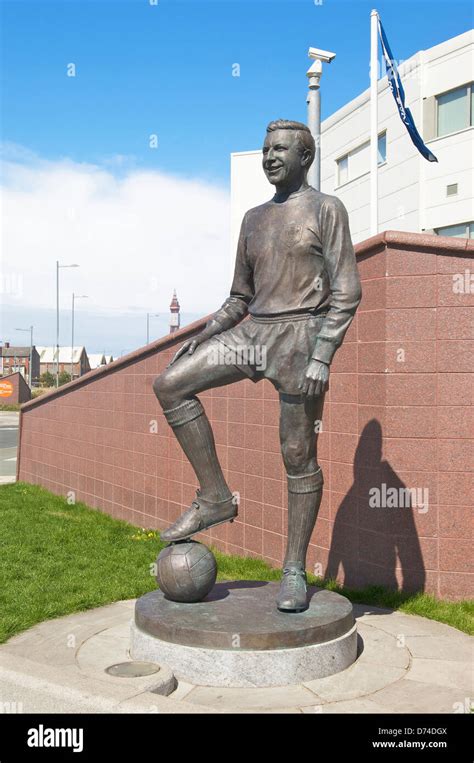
[0,411,19,484]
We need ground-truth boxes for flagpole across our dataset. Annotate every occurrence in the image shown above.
[370,8,379,235]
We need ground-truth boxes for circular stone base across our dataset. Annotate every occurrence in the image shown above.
[130,581,357,688]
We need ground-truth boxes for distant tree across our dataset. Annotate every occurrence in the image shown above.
[58,371,71,386]
[40,371,55,387]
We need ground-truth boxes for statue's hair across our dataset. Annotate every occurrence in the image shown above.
[266,119,315,165]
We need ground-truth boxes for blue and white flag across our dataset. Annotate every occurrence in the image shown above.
[378,18,438,162]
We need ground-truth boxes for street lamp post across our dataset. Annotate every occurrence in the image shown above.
[71,293,88,381]
[306,47,336,191]
[15,325,34,386]
[146,313,160,344]
[56,261,79,387]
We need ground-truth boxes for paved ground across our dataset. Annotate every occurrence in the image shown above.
[0,411,19,484]
[0,599,472,714]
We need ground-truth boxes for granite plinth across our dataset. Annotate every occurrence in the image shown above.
[130,581,358,687]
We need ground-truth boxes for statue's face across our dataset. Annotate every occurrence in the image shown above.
[262,129,306,187]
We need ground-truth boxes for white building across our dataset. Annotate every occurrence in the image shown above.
[230,29,474,249]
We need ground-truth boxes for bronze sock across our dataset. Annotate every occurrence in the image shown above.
[163,396,233,502]
[283,467,324,568]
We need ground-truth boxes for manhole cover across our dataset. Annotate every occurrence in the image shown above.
[105,661,161,678]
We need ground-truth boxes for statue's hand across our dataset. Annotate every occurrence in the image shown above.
[299,359,329,398]
[167,322,221,367]
[168,339,195,366]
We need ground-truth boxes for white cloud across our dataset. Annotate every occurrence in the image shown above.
[1,144,232,317]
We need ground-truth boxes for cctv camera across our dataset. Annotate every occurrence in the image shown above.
[308,47,336,64]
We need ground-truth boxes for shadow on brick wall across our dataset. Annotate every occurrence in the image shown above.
[326,419,426,593]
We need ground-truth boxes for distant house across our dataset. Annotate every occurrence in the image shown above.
[88,353,107,370]
[0,343,40,386]
[87,353,114,371]
[36,346,90,381]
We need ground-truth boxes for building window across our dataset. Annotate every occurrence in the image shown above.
[337,155,348,185]
[435,221,474,239]
[436,83,473,137]
[336,132,386,186]
[377,132,387,164]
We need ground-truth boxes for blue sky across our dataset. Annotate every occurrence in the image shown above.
[2,0,472,184]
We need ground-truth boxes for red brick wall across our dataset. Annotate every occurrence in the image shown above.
[17,231,474,600]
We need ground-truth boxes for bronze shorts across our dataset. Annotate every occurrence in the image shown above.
[211,311,329,396]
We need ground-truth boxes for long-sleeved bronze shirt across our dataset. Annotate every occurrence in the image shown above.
[211,186,362,366]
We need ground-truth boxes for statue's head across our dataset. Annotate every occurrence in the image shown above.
[262,120,315,188]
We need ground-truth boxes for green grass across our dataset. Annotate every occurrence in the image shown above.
[0,404,21,411]
[0,482,472,643]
